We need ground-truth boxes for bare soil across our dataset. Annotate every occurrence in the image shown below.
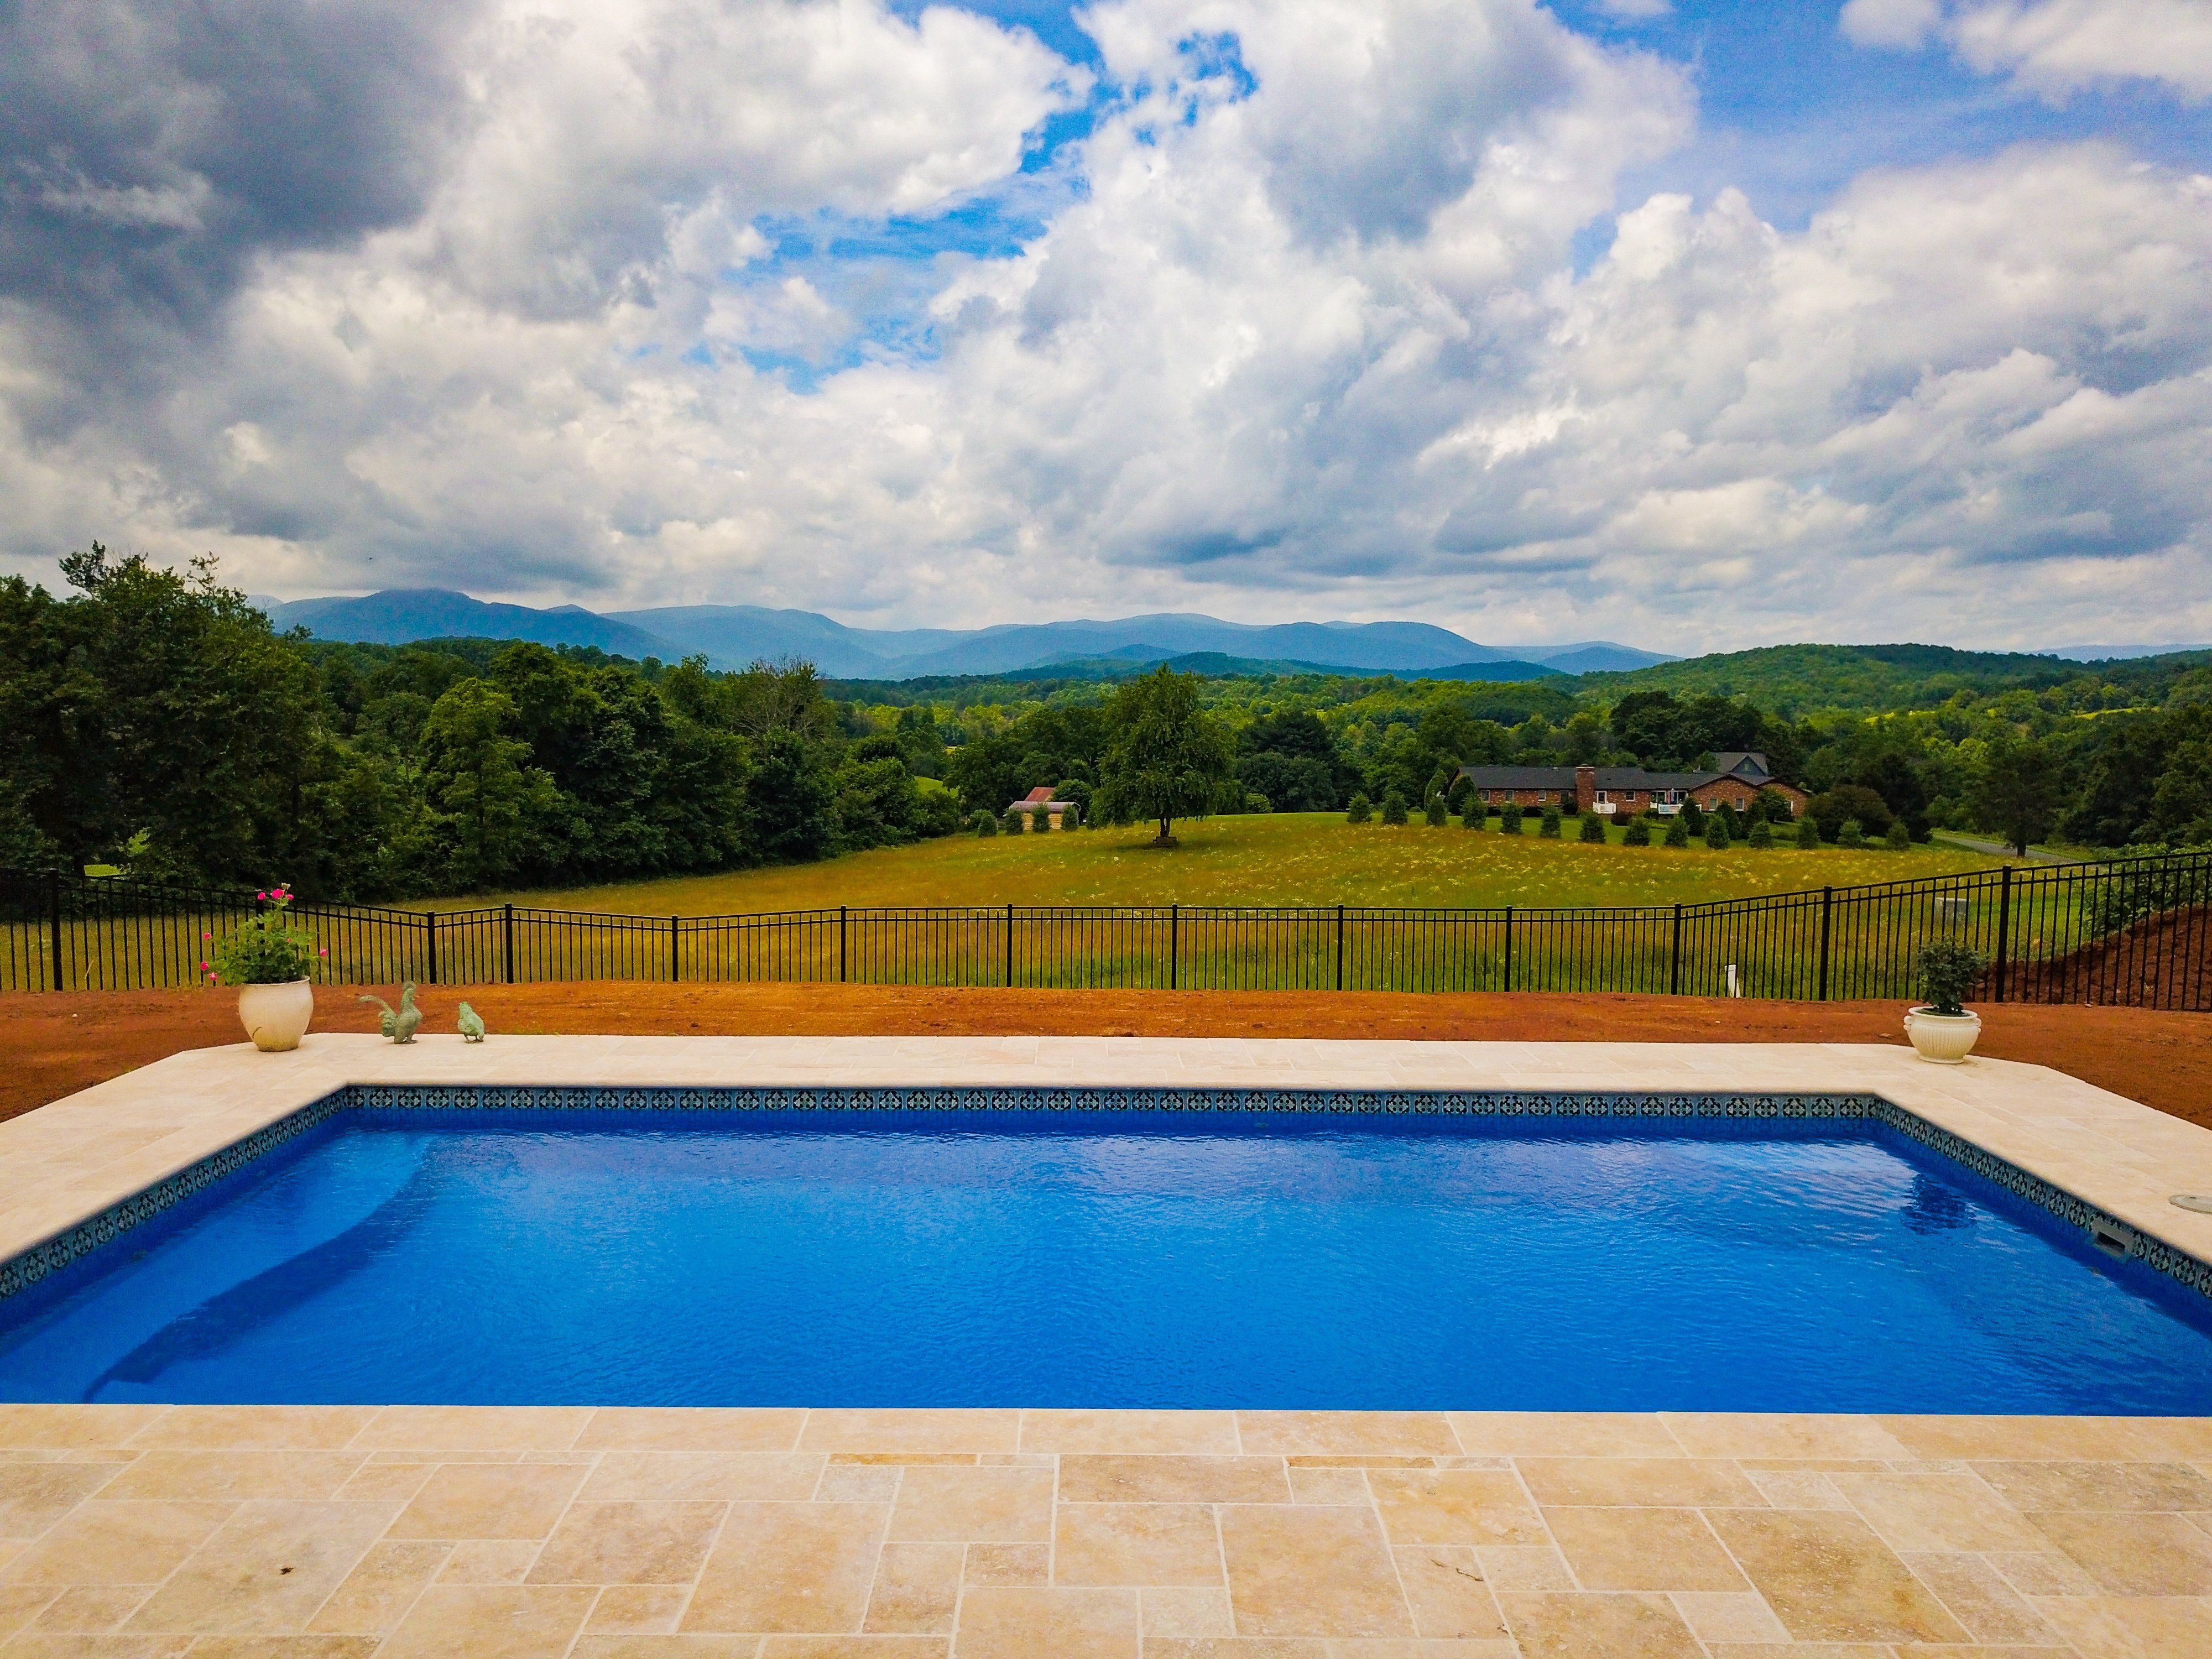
[2008,902,2209,1009]
[7,983,2210,1131]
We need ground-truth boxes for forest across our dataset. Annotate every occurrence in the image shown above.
[3,548,2208,902]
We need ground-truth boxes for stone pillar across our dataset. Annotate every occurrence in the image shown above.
[1575,764,1596,813]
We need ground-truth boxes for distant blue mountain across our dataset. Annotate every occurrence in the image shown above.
[258,588,1674,680]
[263,589,679,661]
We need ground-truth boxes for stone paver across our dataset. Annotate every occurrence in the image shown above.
[0,1407,2189,1653]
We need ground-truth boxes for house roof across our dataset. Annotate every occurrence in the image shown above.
[1453,764,1789,792]
[1019,786,1053,804]
[1710,751,1772,779]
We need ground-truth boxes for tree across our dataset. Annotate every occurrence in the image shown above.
[1345,792,1372,823]
[0,547,321,881]
[742,731,834,863]
[1578,811,1606,843]
[2146,739,2212,846]
[1806,784,1892,844]
[1971,732,2062,856]
[419,680,560,890]
[1094,667,1233,844]
[1380,789,1409,825]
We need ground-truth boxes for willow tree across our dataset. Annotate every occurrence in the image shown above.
[1095,667,1233,846]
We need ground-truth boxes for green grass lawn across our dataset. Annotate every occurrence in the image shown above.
[427,813,2016,915]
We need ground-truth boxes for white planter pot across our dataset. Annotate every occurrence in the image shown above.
[1903,1006,1980,1065]
[238,978,314,1052]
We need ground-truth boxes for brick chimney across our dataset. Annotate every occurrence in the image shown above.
[1575,764,1596,814]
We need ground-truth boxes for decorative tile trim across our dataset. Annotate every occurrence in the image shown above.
[4,1083,2205,1303]
[0,1088,350,1299]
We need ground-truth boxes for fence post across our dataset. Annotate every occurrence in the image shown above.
[670,915,680,983]
[1817,886,1833,1001]
[1004,902,1014,988]
[1170,904,1178,990]
[1335,904,1344,992]
[1503,905,1514,992]
[503,903,515,984]
[48,871,64,993]
[425,911,439,986]
[1994,864,2013,1004]
[1670,902,1682,996]
[838,905,847,984]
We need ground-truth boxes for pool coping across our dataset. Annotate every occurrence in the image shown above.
[4,1034,2212,1307]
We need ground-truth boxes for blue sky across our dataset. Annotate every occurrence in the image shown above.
[3,0,2209,650]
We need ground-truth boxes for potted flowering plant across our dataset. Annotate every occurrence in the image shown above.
[204,885,324,1052]
[1903,939,1984,1064]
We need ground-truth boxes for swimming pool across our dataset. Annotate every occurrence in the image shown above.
[2,1089,2208,1411]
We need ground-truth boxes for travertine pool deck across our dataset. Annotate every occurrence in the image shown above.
[0,1036,2207,1655]
[0,1403,2207,1656]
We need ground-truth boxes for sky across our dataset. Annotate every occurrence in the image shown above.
[2,0,2209,653]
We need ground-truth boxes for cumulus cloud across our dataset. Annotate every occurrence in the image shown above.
[1,0,2209,650]
[1844,0,2212,102]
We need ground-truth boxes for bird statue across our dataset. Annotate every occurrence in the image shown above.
[457,1001,486,1043]
[356,982,422,1044]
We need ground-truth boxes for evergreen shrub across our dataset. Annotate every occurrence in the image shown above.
[1346,793,1372,823]
[1664,815,1691,848]
[1500,802,1523,833]
[1539,804,1562,837]
[1621,816,1652,847]
[1381,789,1409,825]
[1796,815,1821,849]
[1578,812,1606,843]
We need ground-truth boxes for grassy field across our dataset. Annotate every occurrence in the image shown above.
[429,813,2014,915]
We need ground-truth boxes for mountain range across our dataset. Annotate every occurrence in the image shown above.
[254,589,1672,680]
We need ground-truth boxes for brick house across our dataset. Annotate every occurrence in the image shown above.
[1453,753,1807,817]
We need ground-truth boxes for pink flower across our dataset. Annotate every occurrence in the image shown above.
[319,948,328,957]
[202,932,212,941]
[198,961,210,971]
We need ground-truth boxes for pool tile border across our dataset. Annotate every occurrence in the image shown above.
[5,1077,2205,1303]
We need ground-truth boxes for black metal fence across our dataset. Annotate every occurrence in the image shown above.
[3,852,2208,1008]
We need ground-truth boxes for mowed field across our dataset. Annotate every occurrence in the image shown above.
[427,812,2012,915]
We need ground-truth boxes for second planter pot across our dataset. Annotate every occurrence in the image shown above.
[1903,1006,1980,1064]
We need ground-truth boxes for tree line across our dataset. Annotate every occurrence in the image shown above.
[4,549,2205,902]
[0,550,961,900]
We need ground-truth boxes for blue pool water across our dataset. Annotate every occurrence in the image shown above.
[2,1107,2209,1411]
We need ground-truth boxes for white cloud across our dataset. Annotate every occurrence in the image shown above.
[1845,0,2212,102]
[2,0,2210,652]
[1840,0,1944,50]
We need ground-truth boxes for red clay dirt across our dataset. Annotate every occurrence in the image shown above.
[6,983,2209,1131]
